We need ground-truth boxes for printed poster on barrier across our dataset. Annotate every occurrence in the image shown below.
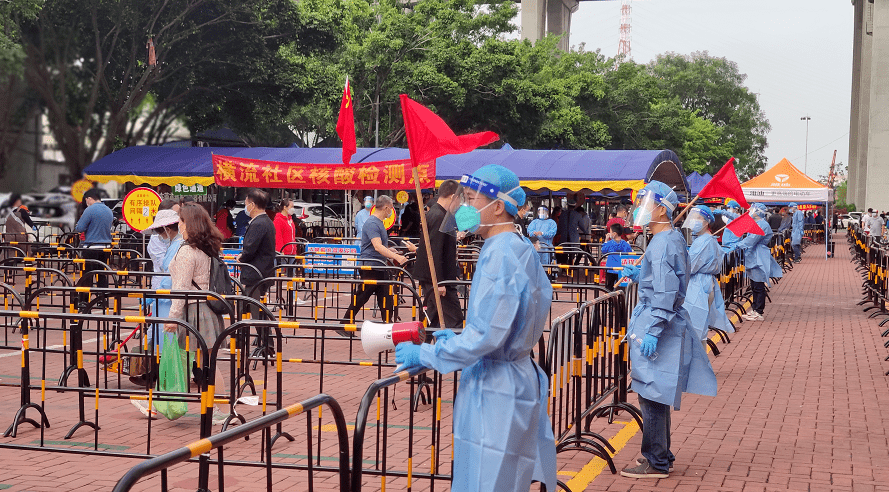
[305,243,360,274]
[605,253,643,287]
[221,249,241,279]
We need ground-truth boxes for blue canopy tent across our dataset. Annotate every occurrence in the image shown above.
[686,171,713,196]
[84,146,689,197]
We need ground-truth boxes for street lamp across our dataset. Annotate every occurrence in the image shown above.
[800,115,812,174]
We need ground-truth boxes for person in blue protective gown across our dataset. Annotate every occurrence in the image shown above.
[789,202,804,262]
[617,181,717,479]
[527,205,557,265]
[738,203,783,321]
[394,164,557,492]
[680,206,734,343]
[714,200,743,253]
[354,195,373,243]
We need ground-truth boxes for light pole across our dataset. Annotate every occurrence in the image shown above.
[800,115,811,174]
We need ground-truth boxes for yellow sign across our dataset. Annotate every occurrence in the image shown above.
[370,205,397,230]
[122,187,162,232]
[396,190,409,204]
[71,179,93,202]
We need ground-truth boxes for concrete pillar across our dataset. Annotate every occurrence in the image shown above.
[856,0,874,208]
[848,0,863,208]
[547,0,578,51]
[865,0,889,212]
[521,0,546,44]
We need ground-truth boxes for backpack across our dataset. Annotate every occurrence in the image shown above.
[206,255,235,314]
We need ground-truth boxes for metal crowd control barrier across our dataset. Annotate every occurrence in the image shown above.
[545,291,641,475]
[351,368,452,492]
[111,393,351,492]
[0,309,208,449]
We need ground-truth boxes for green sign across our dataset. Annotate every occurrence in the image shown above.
[173,183,207,195]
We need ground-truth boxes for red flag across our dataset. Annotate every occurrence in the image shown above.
[400,94,499,169]
[336,77,356,165]
[726,212,764,236]
[698,157,749,208]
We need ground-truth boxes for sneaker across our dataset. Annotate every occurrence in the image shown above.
[621,459,669,479]
[296,297,308,306]
[742,311,764,321]
[131,399,157,419]
[637,457,673,472]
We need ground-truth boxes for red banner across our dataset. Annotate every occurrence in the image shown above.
[212,155,435,190]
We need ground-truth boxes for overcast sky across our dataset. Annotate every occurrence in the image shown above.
[563,0,853,180]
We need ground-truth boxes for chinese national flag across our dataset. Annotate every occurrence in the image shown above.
[400,94,499,170]
[726,212,764,236]
[698,157,749,208]
[336,77,356,165]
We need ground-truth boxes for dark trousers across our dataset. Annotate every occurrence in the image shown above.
[419,280,464,329]
[751,281,766,315]
[245,283,270,319]
[343,269,394,323]
[81,248,111,288]
[792,244,801,262]
[639,395,674,472]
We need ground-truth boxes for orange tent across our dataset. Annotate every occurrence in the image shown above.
[741,158,832,203]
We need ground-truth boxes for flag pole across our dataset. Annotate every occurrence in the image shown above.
[412,166,446,328]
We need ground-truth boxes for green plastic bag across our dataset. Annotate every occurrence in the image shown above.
[154,333,188,420]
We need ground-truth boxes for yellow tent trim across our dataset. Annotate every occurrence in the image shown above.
[85,174,216,187]
[435,179,646,193]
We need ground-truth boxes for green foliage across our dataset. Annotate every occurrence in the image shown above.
[835,181,855,212]
[648,52,770,179]
[0,0,42,76]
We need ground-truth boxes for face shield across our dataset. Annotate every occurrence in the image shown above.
[749,205,767,220]
[681,207,712,235]
[537,207,549,220]
[632,190,674,228]
[440,174,520,235]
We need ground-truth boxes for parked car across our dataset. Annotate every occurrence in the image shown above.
[292,201,349,237]
[837,214,850,229]
[27,200,78,236]
[843,211,863,229]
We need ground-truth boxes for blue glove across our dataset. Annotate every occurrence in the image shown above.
[641,334,659,357]
[394,342,424,373]
[619,264,640,283]
[712,210,724,216]
[432,329,456,342]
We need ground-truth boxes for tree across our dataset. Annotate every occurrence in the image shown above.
[649,52,770,179]
[0,0,43,180]
[17,0,327,178]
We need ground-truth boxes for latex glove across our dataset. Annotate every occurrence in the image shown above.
[712,210,724,216]
[394,342,424,373]
[619,264,640,283]
[432,329,456,343]
[641,334,659,357]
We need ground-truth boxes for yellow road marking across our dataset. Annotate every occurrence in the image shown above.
[565,419,640,491]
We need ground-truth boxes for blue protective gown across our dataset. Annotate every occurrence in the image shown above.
[718,211,742,253]
[527,217,557,265]
[683,234,734,342]
[151,236,183,352]
[355,209,370,240]
[418,232,556,491]
[737,218,783,284]
[791,210,804,246]
[628,228,717,410]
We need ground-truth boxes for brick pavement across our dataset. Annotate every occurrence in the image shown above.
[1,232,888,491]
[565,233,889,491]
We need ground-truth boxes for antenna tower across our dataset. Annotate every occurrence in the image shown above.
[617,0,632,60]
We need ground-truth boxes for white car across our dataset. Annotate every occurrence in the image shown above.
[843,211,863,229]
[292,201,349,236]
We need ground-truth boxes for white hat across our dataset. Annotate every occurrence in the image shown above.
[147,209,180,233]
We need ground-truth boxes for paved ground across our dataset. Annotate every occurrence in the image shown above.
[0,231,888,491]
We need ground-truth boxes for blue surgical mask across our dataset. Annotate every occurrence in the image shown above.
[364,200,373,209]
[690,221,705,234]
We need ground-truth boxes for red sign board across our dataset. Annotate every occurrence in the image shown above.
[212,155,435,190]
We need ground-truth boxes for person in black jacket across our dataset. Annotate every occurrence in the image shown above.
[410,180,464,329]
[237,189,276,316]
